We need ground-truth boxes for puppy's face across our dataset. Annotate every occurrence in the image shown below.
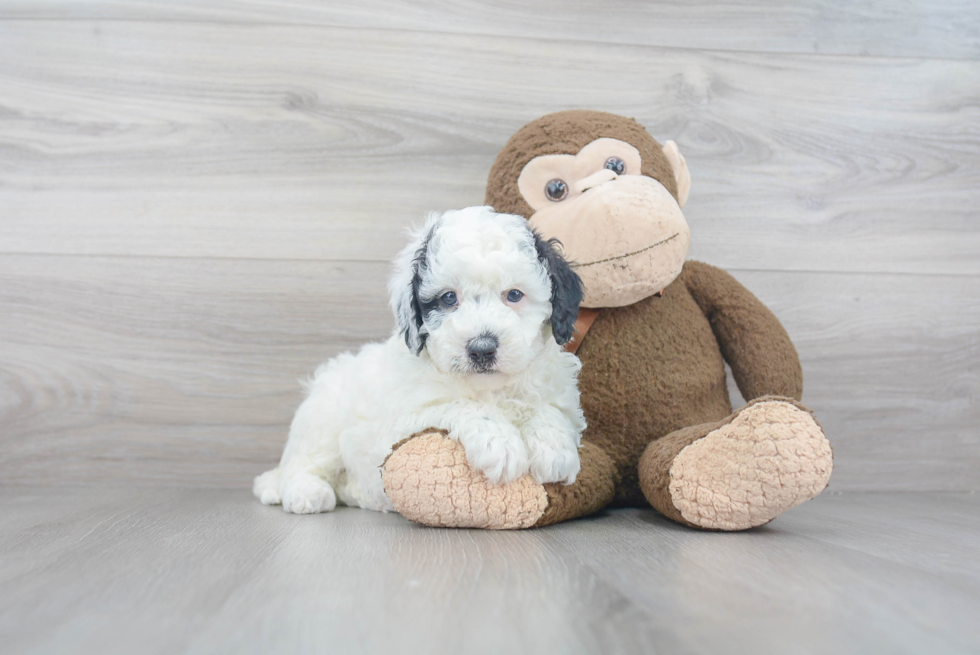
[390,207,583,385]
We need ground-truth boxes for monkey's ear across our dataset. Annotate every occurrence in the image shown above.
[389,219,437,355]
[662,140,691,209]
[533,232,584,346]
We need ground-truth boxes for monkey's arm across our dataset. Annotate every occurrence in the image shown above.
[680,260,803,401]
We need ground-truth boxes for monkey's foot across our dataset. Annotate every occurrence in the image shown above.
[639,397,833,531]
[382,430,615,529]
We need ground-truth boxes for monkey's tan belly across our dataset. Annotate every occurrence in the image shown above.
[577,277,733,505]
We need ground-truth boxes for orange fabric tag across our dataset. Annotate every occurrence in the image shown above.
[563,308,601,355]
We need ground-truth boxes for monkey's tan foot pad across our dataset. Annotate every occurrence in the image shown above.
[381,430,548,529]
[668,400,833,531]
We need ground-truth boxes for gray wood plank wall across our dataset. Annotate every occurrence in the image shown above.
[1,1,977,491]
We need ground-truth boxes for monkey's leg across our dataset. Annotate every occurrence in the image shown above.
[638,397,833,531]
[382,430,615,529]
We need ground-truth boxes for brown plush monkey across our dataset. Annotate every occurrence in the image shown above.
[381,110,832,531]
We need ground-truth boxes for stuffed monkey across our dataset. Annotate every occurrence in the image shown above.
[381,110,832,531]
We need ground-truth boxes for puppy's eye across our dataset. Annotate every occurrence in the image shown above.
[440,291,457,307]
[506,289,524,303]
[604,157,626,175]
[545,179,568,201]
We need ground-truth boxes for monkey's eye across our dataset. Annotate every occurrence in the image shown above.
[506,289,524,303]
[545,179,568,201]
[440,291,458,307]
[604,157,626,175]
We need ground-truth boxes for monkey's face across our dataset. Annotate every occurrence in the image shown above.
[515,137,691,308]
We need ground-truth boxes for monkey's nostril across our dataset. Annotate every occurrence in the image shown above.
[574,168,618,194]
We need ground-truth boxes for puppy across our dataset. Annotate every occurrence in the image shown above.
[253,206,586,514]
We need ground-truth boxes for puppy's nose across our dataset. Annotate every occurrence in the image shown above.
[467,335,498,366]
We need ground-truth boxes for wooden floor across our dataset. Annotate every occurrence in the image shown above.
[1,488,978,654]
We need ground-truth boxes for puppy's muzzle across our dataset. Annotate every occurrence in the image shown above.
[466,334,498,372]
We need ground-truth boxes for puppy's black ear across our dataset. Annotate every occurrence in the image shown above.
[533,232,584,346]
[389,222,436,355]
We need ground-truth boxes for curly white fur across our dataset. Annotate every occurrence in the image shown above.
[254,206,586,514]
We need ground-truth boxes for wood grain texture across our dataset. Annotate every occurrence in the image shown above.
[0,3,978,493]
[0,255,391,487]
[2,0,979,59]
[1,255,977,491]
[0,21,978,275]
[1,488,979,655]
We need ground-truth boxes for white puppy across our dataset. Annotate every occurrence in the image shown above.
[253,206,586,514]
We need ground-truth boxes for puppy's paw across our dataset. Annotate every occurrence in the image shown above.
[527,435,581,485]
[457,420,529,485]
[253,468,282,505]
[280,472,337,514]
